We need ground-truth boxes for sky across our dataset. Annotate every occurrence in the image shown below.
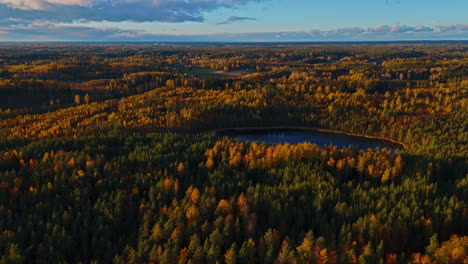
[0,0,467,42]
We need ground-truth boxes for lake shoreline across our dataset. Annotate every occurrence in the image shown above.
[214,126,409,151]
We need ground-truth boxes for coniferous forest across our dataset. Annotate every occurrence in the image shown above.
[0,43,467,263]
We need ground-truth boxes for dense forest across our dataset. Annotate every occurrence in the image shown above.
[0,43,467,263]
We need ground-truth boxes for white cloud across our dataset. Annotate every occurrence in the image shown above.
[0,0,95,10]
[413,26,433,32]
[334,27,366,34]
[370,24,434,33]
[369,25,390,33]
[456,24,468,31]
[217,16,256,25]
[438,24,468,32]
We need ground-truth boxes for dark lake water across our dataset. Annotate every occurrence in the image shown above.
[226,129,400,152]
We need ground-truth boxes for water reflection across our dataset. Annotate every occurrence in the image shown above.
[228,129,400,152]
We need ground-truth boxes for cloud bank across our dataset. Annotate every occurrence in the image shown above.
[369,24,434,33]
[1,22,467,41]
[0,0,265,23]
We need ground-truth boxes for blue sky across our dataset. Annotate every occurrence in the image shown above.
[0,0,467,41]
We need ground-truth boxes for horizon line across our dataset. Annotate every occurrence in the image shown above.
[1,40,467,44]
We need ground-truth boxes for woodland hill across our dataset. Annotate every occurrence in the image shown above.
[0,43,466,263]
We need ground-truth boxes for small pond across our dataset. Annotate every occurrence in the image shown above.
[220,128,402,152]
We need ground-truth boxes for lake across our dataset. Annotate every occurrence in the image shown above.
[220,128,402,152]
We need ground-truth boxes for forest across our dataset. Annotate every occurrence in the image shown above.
[0,43,467,263]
